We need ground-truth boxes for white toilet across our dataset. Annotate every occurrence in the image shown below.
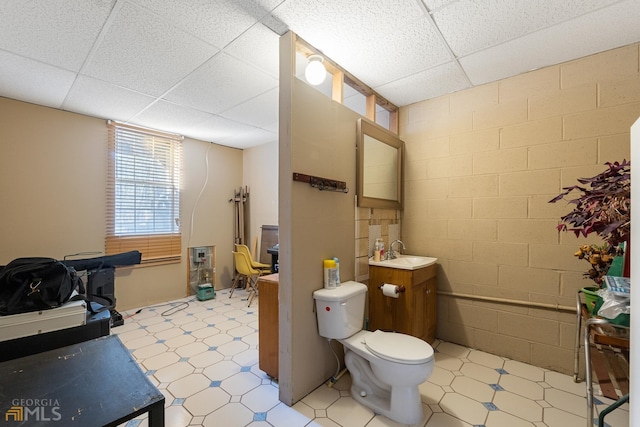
[313,281,434,425]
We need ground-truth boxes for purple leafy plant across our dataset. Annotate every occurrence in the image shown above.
[550,160,630,246]
[549,160,630,284]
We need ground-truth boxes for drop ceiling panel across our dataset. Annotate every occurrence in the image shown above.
[460,0,640,86]
[337,17,452,88]
[0,0,638,149]
[274,0,451,87]
[0,0,116,71]
[187,114,276,148]
[224,23,281,78]
[432,0,621,57]
[130,0,279,49]
[217,127,278,149]
[165,53,278,114]
[375,61,470,106]
[132,100,215,135]
[83,1,218,97]
[0,51,76,109]
[423,0,458,12]
[63,75,157,122]
[221,88,279,129]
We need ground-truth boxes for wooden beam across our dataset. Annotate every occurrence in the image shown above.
[366,94,376,122]
[332,70,344,103]
[389,110,399,134]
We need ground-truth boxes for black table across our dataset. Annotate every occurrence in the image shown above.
[0,335,164,426]
[0,303,111,363]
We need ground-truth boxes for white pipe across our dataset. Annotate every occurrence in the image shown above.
[327,368,348,388]
[438,291,574,312]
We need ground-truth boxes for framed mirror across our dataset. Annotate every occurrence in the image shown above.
[356,118,404,210]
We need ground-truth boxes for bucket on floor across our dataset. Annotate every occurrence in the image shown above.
[197,283,215,301]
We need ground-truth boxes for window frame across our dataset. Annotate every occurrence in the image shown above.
[106,120,183,264]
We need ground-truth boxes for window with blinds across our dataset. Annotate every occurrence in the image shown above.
[106,121,183,264]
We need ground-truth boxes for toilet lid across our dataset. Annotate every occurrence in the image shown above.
[364,330,434,365]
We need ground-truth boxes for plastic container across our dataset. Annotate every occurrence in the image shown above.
[333,257,341,285]
[323,259,338,288]
[374,238,385,262]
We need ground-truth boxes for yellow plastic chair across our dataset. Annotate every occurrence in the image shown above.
[235,244,272,275]
[230,251,260,307]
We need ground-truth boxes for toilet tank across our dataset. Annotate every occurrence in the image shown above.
[313,281,367,339]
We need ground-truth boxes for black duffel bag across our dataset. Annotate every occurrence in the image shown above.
[0,257,83,315]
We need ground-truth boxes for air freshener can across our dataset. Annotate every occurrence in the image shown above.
[323,259,338,288]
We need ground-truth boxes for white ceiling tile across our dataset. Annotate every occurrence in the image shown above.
[274,0,451,87]
[84,2,218,96]
[130,0,279,49]
[433,0,621,57]
[221,88,278,129]
[0,51,76,109]
[375,62,470,106]
[63,75,156,122]
[0,0,639,149]
[262,120,278,133]
[165,53,278,114]
[187,114,275,147]
[459,0,640,86]
[179,114,241,143]
[217,127,278,149]
[224,23,280,78]
[423,0,458,12]
[0,0,116,71]
[131,100,215,135]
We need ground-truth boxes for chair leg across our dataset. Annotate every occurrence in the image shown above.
[247,275,259,307]
[229,273,242,299]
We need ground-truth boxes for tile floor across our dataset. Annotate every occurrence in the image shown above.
[114,289,629,427]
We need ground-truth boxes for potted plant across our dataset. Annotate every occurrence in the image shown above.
[549,160,630,311]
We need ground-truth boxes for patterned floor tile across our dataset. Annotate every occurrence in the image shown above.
[114,295,629,427]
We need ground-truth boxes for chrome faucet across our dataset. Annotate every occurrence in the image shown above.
[389,240,406,259]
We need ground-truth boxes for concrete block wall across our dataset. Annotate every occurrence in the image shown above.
[398,43,639,374]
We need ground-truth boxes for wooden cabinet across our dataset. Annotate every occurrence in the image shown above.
[367,264,437,344]
[258,273,279,379]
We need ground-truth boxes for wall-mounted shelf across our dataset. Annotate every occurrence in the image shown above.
[293,172,348,193]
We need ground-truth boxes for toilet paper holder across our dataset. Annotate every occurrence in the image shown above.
[378,284,406,294]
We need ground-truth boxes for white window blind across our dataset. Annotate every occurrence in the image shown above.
[106,121,182,263]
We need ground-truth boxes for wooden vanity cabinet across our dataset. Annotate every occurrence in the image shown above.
[258,273,279,379]
[367,264,437,344]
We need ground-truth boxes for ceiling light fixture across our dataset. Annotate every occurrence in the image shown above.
[305,54,326,85]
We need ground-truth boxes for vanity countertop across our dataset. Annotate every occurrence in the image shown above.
[259,273,279,283]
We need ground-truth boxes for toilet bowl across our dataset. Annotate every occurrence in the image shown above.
[313,282,434,425]
[341,329,433,424]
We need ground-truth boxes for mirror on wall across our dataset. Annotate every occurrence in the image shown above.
[356,118,404,210]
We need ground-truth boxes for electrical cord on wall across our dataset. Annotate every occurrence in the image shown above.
[187,143,212,248]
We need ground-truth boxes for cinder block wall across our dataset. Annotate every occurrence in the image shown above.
[398,43,639,373]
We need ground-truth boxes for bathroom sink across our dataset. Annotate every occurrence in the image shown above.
[369,255,437,270]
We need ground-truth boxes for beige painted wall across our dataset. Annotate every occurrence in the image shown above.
[278,32,359,405]
[399,43,639,373]
[243,140,279,253]
[0,97,243,311]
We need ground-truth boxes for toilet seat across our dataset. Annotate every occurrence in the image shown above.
[364,330,434,365]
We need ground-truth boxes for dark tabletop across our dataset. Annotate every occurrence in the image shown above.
[0,334,164,426]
